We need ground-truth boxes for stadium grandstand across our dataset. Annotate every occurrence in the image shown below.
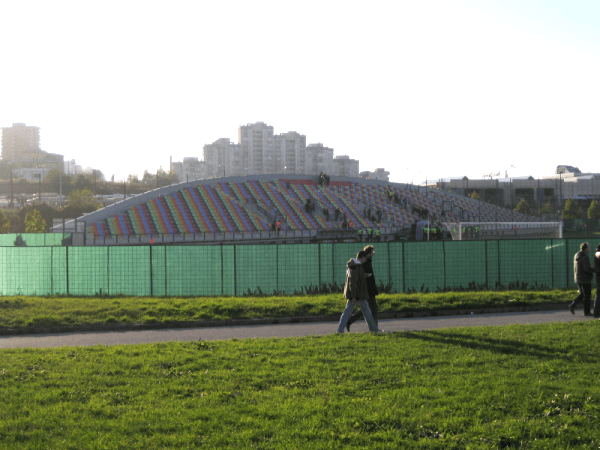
[63,174,540,246]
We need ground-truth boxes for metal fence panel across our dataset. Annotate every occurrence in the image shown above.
[1,237,598,297]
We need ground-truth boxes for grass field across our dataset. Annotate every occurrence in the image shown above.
[0,290,575,335]
[1,321,599,449]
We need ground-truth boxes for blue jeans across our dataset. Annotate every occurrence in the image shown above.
[337,299,379,333]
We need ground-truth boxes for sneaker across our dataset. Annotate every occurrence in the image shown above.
[373,329,386,333]
[569,304,575,315]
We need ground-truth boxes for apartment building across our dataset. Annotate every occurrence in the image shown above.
[203,138,240,178]
[275,131,306,174]
[306,143,334,175]
[1,123,64,171]
[172,121,385,182]
[332,155,359,177]
[172,157,206,182]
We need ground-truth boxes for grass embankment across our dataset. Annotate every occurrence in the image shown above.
[0,290,574,334]
[1,321,599,448]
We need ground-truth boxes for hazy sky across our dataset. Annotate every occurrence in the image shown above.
[1,0,599,184]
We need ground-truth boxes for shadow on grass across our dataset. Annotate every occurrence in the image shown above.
[397,329,598,363]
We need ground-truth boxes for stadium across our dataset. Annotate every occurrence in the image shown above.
[63,174,547,246]
[0,173,575,298]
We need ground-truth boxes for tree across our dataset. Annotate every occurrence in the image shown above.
[0,209,10,233]
[514,198,531,215]
[588,200,600,220]
[25,209,46,233]
[68,188,99,211]
[470,191,481,201]
[563,198,582,220]
[540,201,554,216]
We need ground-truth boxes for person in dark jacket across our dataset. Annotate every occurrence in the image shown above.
[346,245,380,332]
[594,244,600,318]
[337,250,383,333]
[570,242,595,316]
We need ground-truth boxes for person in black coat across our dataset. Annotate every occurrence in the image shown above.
[346,245,379,331]
[570,242,595,316]
[594,244,600,317]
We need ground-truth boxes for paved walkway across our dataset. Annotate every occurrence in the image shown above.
[0,310,595,349]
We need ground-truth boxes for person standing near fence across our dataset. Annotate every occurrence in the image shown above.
[346,245,380,332]
[337,250,384,333]
[594,244,600,318]
[570,242,595,316]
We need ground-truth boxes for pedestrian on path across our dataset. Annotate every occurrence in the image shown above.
[337,250,384,333]
[593,244,600,318]
[346,245,380,332]
[570,242,595,316]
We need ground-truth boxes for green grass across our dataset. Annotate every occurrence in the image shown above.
[0,290,575,334]
[1,321,599,449]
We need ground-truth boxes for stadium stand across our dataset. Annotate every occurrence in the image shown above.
[81,175,539,243]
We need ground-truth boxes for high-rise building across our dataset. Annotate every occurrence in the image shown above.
[306,143,334,175]
[238,122,276,175]
[172,121,383,181]
[2,123,41,161]
[1,123,63,171]
[332,155,359,177]
[275,131,306,174]
[203,138,240,178]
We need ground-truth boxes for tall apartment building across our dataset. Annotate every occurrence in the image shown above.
[1,123,63,171]
[274,131,306,174]
[172,157,205,182]
[1,123,40,161]
[203,138,241,178]
[306,143,334,175]
[238,122,277,175]
[172,121,384,182]
[332,155,359,177]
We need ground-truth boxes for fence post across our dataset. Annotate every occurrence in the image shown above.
[318,243,322,288]
[402,241,406,293]
[233,244,237,296]
[566,239,570,289]
[107,246,110,295]
[221,244,224,296]
[164,246,168,296]
[149,245,153,297]
[485,240,489,288]
[550,238,554,289]
[442,240,446,289]
[497,240,501,287]
[276,244,279,293]
[66,246,69,295]
[387,241,391,290]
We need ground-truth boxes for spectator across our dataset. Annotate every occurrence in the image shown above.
[337,250,384,333]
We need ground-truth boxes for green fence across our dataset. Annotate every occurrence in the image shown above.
[0,238,594,296]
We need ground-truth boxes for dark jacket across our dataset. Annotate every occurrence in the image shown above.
[574,250,594,284]
[343,259,368,301]
[362,259,379,297]
[595,251,600,286]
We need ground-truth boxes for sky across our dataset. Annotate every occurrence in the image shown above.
[1,0,599,185]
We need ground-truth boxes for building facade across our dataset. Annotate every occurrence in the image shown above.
[332,155,359,177]
[360,168,390,181]
[172,121,382,182]
[306,143,334,175]
[1,123,63,171]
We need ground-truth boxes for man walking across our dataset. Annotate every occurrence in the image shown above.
[594,244,600,318]
[337,250,384,333]
[570,242,595,316]
[346,245,380,332]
